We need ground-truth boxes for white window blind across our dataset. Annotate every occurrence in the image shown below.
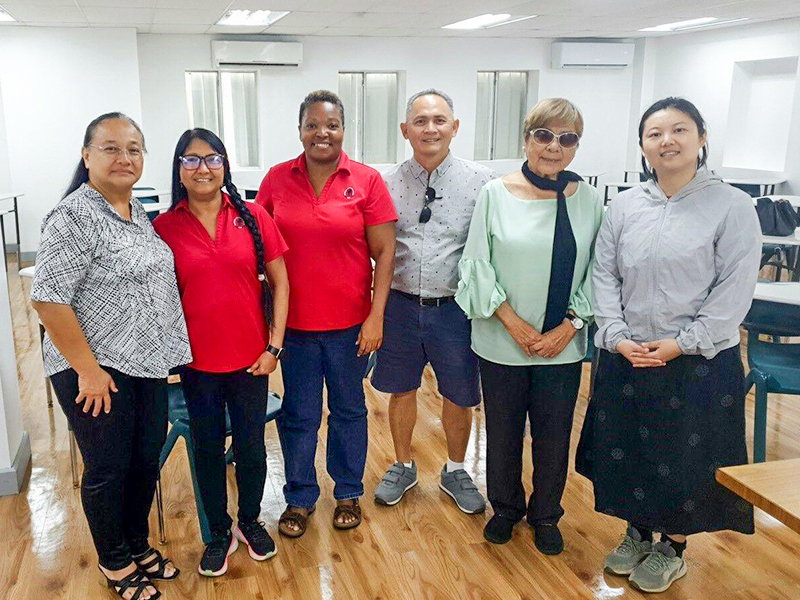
[474,71,528,160]
[185,71,260,169]
[339,72,399,164]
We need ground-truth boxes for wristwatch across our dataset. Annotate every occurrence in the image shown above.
[266,344,285,360]
[566,313,585,331]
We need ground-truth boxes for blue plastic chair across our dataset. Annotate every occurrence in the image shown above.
[159,382,283,543]
[741,299,800,462]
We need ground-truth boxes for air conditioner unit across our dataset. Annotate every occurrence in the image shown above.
[551,42,635,69]
[211,41,303,67]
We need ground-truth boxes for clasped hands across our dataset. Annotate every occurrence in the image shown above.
[616,338,682,368]
[506,316,576,359]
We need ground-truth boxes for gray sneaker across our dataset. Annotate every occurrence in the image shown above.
[628,542,688,593]
[374,461,418,506]
[603,527,652,575]
[439,465,486,514]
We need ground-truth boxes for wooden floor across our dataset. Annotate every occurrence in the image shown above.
[2,258,800,600]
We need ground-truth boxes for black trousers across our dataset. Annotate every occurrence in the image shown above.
[181,367,268,539]
[479,358,582,525]
[50,367,167,570]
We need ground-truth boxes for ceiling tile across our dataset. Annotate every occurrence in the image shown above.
[1,0,77,6]
[91,21,152,32]
[80,0,158,7]
[299,0,378,10]
[155,0,231,7]
[226,0,308,9]
[260,24,323,34]
[275,10,350,26]
[206,24,265,32]
[148,23,211,33]
[83,6,155,23]
[1,4,88,23]
[153,7,226,23]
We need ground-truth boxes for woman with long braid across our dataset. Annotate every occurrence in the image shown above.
[153,129,289,577]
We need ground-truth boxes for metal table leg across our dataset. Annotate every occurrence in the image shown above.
[13,196,20,267]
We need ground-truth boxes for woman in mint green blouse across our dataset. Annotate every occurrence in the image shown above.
[456,98,603,554]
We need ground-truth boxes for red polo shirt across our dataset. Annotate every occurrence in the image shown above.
[153,194,288,373]
[256,151,397,331]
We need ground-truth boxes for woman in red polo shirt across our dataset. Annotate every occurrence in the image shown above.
[256,90,397,536]
[153,129,289,577]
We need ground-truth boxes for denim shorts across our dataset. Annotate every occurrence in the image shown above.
[371,289,481,407]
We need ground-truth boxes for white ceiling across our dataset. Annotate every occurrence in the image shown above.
[1,0,799,38]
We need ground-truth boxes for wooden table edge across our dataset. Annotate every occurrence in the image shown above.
[716,466,800,534]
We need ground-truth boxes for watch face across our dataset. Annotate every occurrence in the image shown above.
[572,317,584,330]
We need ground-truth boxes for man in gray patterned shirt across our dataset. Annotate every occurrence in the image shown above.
[372,89,495,513]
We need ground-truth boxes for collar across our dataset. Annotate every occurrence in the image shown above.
[407,152,455,184]
[174,191,233,212]
[291,151,351,176]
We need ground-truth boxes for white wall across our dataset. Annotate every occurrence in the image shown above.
[0,27,143,254]
[138,34,637,191]
[640,18,800,193]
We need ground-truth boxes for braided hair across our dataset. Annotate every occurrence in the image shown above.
[170,128,273,324]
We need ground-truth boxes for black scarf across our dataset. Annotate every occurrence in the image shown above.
[521,161,583,333]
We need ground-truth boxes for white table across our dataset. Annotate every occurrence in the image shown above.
[133,189,170,199]
[762,229,800,247]
[603,180,641,204]
[753,282,800,306]
[142,201,172,214]
[624,169,645,183]
[579,172,605,187]
[723,177,786,196]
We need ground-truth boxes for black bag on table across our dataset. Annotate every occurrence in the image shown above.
[756,197,800,236]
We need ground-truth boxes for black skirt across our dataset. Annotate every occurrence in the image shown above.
[576,346,754,535]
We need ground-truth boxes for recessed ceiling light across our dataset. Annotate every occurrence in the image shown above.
[443,14,514,30]
[485,15,538,29]
[639,17,749,32]
[216,9,289,27]
[0,7,17,22]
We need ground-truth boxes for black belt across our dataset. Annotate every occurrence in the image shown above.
[394,289,456,307]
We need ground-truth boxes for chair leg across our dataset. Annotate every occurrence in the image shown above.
[752,371,769,463]
[155,474,167,545]
[744,370,754,395]
[68,427,80,489]
[45,376,53,409]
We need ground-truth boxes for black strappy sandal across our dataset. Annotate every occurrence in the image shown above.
[99,566,161,600]
[132,548,180,581]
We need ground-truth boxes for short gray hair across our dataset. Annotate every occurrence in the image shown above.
[405,89,455,120]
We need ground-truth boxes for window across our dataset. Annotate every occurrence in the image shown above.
[474,71,528,160]
[185,71,260,169]
[338,72,399,164]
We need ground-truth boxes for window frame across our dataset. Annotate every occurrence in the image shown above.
[475,70,529,161]
[185,69,261,170]
[338,70,401,165]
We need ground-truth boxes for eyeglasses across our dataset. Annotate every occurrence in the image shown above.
[178,154,225,171]
[419,186,441,224]
[87,145,145,160]
[528,128,581,149]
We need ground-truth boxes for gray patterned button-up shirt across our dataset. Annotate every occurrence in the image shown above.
[31,183,192,378]
[383,153,495,297]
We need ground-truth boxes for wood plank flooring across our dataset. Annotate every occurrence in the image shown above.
[2,258,799,600]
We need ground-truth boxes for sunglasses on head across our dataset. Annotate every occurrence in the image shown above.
[178,154,225,171]
[419,186,441,224]
[528,128,580,149]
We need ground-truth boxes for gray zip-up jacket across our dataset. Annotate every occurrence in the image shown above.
[592,169,762,359]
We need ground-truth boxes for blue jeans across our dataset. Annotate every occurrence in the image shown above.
[279,325,369,508]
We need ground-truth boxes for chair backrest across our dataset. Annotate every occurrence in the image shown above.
[244,189,258,201]
[742,300,800,337]
[134,186,159,223]
[729,182,761,198]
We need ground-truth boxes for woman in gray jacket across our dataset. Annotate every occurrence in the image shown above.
[576,97,761,594]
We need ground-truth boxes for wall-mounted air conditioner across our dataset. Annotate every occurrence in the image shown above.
[551,42,635,69]
[211,41,303,67]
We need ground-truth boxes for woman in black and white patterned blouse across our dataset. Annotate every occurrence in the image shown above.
[32,112,192,600]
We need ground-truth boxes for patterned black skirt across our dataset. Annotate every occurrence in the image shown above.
[576,346,754,535]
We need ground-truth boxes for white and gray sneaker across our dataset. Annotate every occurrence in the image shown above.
[439,465,486,514]
[374,461,418,506]
[603,526,652,575]
[628,541,687,593]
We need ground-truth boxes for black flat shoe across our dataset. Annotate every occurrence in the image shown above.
[533,523,564,555]
[483,515,515,544]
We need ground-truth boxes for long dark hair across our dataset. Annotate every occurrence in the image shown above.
[638,97,708,181]
[170,128,273,325]
[64,112,145,199]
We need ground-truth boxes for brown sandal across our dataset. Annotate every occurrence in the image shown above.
[278,505,315,538]
[333,499,362,530]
